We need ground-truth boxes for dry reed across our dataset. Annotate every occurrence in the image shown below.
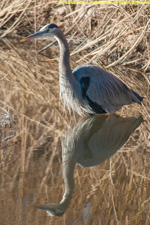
[0,2,150,225]
[0,1,150,73]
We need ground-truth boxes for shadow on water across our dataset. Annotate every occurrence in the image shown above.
[36,114,144,216]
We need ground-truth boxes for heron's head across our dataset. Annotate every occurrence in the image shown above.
[21,24,59,42]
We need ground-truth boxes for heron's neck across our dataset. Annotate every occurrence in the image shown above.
[55,30,73,81]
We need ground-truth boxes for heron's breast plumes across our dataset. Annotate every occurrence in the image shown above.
[59,76,83,116]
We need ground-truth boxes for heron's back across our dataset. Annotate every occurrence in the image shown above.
[73,65,143,114]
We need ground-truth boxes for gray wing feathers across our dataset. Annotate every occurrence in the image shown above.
[73,65,139,108]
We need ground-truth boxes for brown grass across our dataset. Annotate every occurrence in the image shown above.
[0,2,150,225]
[0,1,150,72]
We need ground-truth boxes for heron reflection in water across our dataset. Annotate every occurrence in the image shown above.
[21,24,143,115]
[36,115,143,216]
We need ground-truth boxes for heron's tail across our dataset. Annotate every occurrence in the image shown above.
[131,90,144,103]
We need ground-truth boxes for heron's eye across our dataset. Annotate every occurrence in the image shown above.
[46,28,50,32]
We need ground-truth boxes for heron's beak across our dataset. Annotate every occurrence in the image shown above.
[21,30,45,42]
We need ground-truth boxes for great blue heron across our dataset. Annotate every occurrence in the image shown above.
[21,24,144,115]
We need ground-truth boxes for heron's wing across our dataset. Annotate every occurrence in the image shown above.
[73,65,137,107]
